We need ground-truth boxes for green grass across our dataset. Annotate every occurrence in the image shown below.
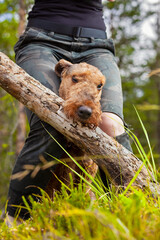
[1,185,160,240]
[1,110,160,239]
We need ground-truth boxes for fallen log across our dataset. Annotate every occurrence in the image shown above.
[0,52,159,194]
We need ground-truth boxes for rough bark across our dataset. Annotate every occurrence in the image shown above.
[0,52,159,194]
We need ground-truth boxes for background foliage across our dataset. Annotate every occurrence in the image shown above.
[0,0,160,209]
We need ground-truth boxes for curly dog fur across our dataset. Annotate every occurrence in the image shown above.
[46,59,105,198]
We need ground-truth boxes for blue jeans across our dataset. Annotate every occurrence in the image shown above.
[7,27,123,219]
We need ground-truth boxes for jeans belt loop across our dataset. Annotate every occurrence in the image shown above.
[73,27,82,38]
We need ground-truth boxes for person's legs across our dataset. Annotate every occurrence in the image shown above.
[6,31,132,223]
[7,43,67,220]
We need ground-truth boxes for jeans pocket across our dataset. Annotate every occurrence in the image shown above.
[14,28,40,54]
[105,38,115,56]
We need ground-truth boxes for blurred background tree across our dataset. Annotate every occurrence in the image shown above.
[144,1,160,156]
[0,0,33,208]
[104,0,159,156]
[0,0,159,208]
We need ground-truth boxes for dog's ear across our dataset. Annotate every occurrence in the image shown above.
[55,59,72,77]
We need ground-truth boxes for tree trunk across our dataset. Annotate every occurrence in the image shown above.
[155,5,160,156]
[16,0,26,156]
[0,52,159,194]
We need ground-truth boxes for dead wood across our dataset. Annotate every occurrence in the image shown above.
[0,51,159,194]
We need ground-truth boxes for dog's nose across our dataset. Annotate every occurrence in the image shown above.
[78,106,92,120]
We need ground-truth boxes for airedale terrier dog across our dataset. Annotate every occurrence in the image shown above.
[46,59,105,198]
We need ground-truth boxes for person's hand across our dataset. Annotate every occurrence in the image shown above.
[107,0,115,2]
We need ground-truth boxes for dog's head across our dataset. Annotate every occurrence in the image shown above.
[55,59,105,126]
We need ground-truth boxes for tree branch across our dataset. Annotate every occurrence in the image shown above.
[0,52,159,194]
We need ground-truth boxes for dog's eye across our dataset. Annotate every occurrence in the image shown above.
[97,83,103,90]
[72,77,78,83]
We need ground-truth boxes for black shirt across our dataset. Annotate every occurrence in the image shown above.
[28,0,106,31]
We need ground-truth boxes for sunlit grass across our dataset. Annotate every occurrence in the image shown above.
[1,184,160,240]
